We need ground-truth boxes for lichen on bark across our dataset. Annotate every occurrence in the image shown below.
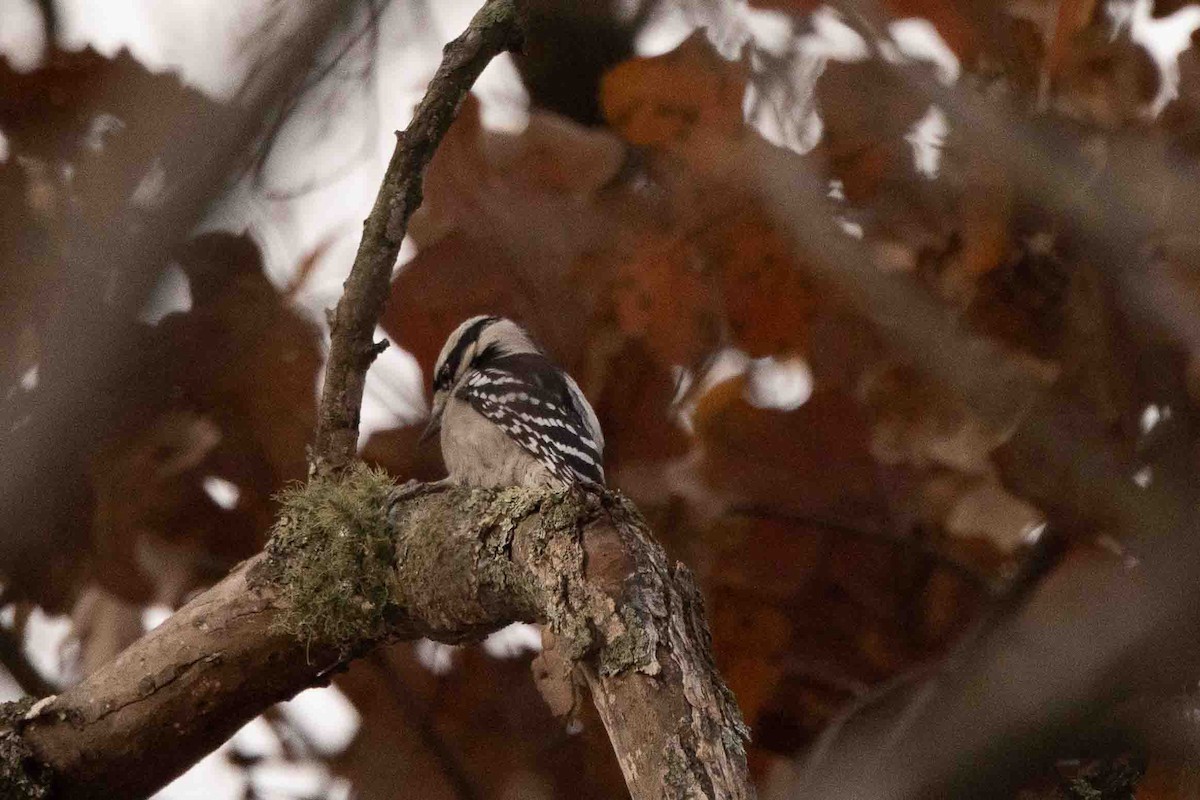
[251,473,751,798]
[386,484,600,646]
[0,699,53,800]
[385,484,663,675]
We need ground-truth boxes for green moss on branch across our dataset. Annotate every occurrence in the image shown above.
[260,463,400,655]
[259,470,663,682]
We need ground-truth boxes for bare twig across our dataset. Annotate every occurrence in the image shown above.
[311,0,525,471]
[728,505,992,589]
[0,0,357,600]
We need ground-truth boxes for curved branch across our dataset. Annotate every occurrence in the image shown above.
[311,0,524,471]
[3,478,752,800]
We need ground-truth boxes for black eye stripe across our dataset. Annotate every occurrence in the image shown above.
[436,316,499,389]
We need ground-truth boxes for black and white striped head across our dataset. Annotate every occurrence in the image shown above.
[431,316,540,394]
[423,316,540,439]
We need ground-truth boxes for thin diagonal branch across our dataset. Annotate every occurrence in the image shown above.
[727,505,992,590]
[366,650,481,800]
[312,0,525,471]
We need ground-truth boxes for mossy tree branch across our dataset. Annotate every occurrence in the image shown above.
[2,468,753,800]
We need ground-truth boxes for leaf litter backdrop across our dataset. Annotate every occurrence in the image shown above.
[4,0,1200,797]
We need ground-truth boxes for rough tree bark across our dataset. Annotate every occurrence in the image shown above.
[1,475,752,799]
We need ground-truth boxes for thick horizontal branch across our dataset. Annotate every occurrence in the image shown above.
[2,470,751,800]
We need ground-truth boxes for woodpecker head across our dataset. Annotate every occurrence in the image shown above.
[421,315,540,442]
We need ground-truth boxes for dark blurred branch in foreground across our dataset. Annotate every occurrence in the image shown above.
[0,0,358,604]
[34,0,58,51]
[312,0,524,471]
[0,626,53,700]
[717,21,1200,794]
[3,480,752,800]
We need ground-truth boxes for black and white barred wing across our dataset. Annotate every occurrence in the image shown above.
[457,355,605,486]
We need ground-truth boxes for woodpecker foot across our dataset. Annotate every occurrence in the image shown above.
[390,478,454,507]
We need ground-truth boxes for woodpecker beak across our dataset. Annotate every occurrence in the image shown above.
[420,391,446,445]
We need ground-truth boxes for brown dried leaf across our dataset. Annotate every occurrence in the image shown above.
[702,208,816,358]
[611,232,719,366]
[411,93,624,249]
[600,33,748,148]
[701,515,825,602]
[85,233,322,604]
[1052,28,1159,126]
[814,59,931,204]
[590,337,691,472]
[169,233,322,485]
[883,0,983,61]
[938,157,1015,302]
[707,588,792,732]
[920,472,1045,554]
[859,364,1003,474]
[381,232,584,379]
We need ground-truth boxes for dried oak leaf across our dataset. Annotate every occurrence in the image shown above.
[590,337,691,472]
[0,47,233,213]
[701,208,816,358]
[805,303,884,392]
[918,471,1045,556]
[884,0,984,61]
[600,32,748,149]
[859,363,1004,474]
[813,58,932,205]
[390,644,627,799]
[700,514,826,603]
[1051,27,1159,127]
[611,231,719,367]
[0,160,55,394]
[935,148,1016,303]
[387,96,622,379]
[706,586,793,737]
[1135,758,1194,799]
[87,409,226,604]
[381,232,582,380]
[749,0,986,61]
[87,233,322,604]
[410,92,624,248]
[168,233,321,486]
